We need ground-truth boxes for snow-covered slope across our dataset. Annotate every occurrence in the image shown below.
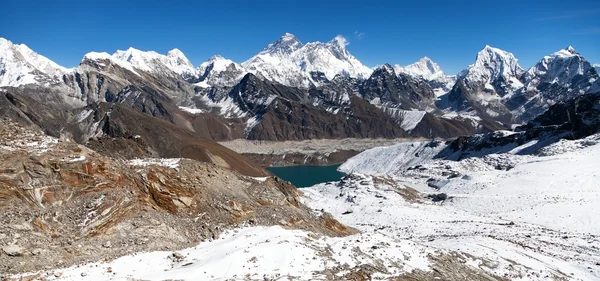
[304,139,600,280]
[339,140,447,176]
[0,37,67,87]
[242,33,372,88]
[80,51,141,75]
[394,57,456,96]
[13,225,440,280]
[112,47,198,80]
[196,55,245,87]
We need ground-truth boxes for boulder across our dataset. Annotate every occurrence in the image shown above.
[3,244,25,257]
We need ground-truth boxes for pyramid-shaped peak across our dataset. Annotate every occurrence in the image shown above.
[209,54,226,61]
[374,63,395,75]
[281,33,297,40]
[550,46,580,59]
[475,45,518,64]
[479,45,509,54]
[167,48,185,57]
[259,33,303,56]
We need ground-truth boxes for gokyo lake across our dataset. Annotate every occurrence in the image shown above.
[267,164,346,188]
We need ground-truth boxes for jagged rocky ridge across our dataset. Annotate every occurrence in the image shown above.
[1,35,599,145]
[438,45,599,125]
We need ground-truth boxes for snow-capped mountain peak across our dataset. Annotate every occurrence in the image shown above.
[81,51,140,76]
[459,45,524,88]
[242,34,372,88]
[166,48,185,58]
[551,46,578,59]
[258,33,303,56]
[394,56,455,96]
[166,48,193,67]
[395,56,444,80]
[523,46,595,84]
[0,37,67,87]
[518,46,598,103]
[198,55,240,73]
[112,47,144,63]
[197,54,245,87]
[298,35,372,80]
[207,54,226,61]
[111,47,197,79]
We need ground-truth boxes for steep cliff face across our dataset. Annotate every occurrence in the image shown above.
[248,95,408,141]
[360,64,436,110]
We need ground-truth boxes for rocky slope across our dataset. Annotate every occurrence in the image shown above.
[0,89,265,176]
[0,119,353,274]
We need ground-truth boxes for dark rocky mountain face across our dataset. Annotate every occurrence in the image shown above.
[224,74,408,140]
[435,93,600,160]
[518,93,600,139]
[0,89,266,177]
[231,72,493,140]
[247,96,399,141]
[438,79,515,125]
[360,65,436,110]
[6,56,487,144]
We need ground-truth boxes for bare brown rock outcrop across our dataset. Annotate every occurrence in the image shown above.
[0,119,354,274]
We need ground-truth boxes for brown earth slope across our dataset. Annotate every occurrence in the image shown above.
[0,119,354,274]
[0,91,266,177]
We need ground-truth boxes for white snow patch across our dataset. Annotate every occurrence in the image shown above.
[400,110,426,131]
[127,158,181,169]
[17,226,434,281]
[178,106,205,114]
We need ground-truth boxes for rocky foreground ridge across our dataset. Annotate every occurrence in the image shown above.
[0,118,353,275]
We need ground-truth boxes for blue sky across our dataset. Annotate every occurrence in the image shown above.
[1,0,598,74]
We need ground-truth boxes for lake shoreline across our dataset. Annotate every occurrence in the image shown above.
[219,138,423,167]
[267,164,347,188]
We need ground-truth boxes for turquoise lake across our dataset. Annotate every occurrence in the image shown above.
[267,164,346,188]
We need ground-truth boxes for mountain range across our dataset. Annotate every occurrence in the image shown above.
[0,34,598,150]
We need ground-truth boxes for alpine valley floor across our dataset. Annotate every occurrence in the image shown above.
[9,135,600,281]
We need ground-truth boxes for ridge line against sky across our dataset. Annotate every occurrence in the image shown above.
[1,0,598,74]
